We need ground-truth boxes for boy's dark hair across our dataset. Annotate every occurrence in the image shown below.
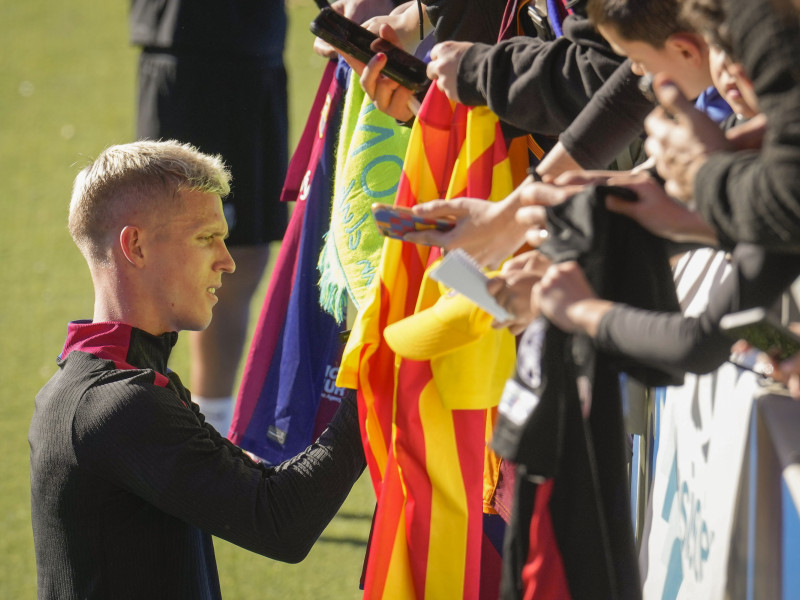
[681,0,733,55]
[587,0,693,47]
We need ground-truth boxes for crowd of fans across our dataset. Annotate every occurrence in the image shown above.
[320,0,800,596]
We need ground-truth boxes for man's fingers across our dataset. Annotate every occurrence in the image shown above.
[605,195,637,216]
[361,53,400,101]
[515,205,547,228]
[486,277,506,296]
[378,23,401,46]
[778,353,800,378]
[643,105,678,139]
[402,229,451,246]
[789,374,800,400]
[314,37,340,60]
[652,76,693,118]
[412,200,470,218]
[329,0,347,16]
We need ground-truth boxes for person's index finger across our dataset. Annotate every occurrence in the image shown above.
[652,76,694,119]
[402,228,450,246]
[643,106,676,137]
[412,200,466,218]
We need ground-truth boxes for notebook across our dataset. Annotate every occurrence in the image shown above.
[429,249,514,322]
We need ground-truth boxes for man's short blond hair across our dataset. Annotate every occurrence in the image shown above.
[69,140,231,265]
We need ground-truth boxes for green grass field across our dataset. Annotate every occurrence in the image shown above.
[0,1,373,597]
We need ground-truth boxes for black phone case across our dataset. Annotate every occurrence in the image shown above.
[310,8,430,92]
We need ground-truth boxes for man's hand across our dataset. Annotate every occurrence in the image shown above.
[427,41,473,103]
[602,172,719,245]
[405,178,579,267]
[550,169,616,186]
[515,180,583,246]
[357,24,419,122]
[772,352,800,399]
[313,0,398,59]
[766,323,800,400]
[325,2,426,122]
[486,250,551,334]
[644,75,732,203]
[405,195,528,268]
[726,113,767,151]
[533,261,613,336]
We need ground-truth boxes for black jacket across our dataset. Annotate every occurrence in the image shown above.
[558,59,655,169]
[423,0,508,44]
[455,1,627,138]
[30,321,365,599]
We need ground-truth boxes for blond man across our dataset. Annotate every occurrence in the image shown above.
[30,140,364,600]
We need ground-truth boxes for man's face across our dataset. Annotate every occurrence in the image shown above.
[143,189,235,333]
[597,24,712,99]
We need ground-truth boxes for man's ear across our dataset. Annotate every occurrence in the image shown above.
[667,33,707,66]
[119,226,145,266]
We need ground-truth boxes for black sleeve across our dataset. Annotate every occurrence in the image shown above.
[595,245,800,375]
[455,15,624,137]
[558,60,655,169]
[422,0,507,44]
[80,384,366,563]
[693,0,800,250]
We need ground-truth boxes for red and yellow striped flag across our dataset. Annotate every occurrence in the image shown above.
[339,85,527,599]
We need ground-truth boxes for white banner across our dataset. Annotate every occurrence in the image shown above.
[641,248,761,599]
[641,357,758,599]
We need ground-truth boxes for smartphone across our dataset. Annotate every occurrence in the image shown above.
[719,307,800,361]
[371,203,455,240]
[310,8,431,93]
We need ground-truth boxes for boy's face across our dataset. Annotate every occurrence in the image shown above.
[708,45,758,118]
[597,24,713,100]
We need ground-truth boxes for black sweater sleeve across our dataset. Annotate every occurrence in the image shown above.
[558,60,655,169]
[455,14,624,137]
[595,245,800,375]
[422,0,507,44]
[693,0,800,250]
[80,383,366,563]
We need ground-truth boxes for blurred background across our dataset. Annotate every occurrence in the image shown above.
[0,1,373,597]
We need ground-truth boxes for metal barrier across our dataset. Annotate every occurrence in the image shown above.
[745,393,800,600]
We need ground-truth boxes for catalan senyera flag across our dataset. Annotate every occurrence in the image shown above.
[338,85,527,599]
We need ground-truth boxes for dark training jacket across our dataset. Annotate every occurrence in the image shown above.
[30,321,365,600]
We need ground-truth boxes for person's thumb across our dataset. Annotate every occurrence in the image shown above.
[378,23,400,46]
